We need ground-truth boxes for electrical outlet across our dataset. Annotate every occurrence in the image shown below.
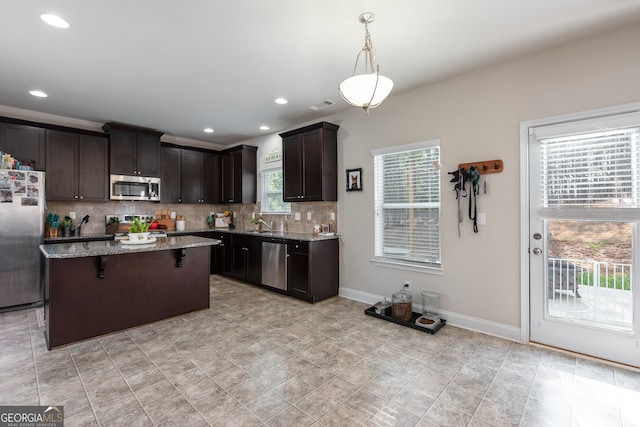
[403,280,411,291]
[251,212,255,219]
[69,212,76,219]
[330,212,335,221]
[294,212,301,221]
[477,213,486,226]
[307,212,312,220]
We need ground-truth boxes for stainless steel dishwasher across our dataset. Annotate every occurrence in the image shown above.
[262,239,287,290]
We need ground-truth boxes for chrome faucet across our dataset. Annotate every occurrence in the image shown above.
[259,218,273,231]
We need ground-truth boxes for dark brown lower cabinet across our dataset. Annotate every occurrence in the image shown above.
[245,235,262,284]
[228,234,261,284]
[206,230,339,303]
[190,231,227,275]
[210,232,232,274]
[288,241,310,296]
[288,239,338,302]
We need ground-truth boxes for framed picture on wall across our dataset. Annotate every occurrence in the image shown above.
[346,168,362,192]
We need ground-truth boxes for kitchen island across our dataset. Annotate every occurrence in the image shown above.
[39,235,219,349]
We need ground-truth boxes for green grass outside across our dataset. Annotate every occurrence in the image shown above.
[577,271,632,291]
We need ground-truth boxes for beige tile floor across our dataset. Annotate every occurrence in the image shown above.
[1,275,639,427]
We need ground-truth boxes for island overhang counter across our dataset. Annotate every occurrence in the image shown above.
[39,236,219,349]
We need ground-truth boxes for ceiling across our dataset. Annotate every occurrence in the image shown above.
[1,1,640,147]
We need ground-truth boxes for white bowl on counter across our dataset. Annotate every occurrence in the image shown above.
[128,232,150,241]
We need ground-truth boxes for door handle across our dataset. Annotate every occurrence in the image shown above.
[532,248,542,255]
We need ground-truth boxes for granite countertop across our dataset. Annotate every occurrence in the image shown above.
[44,233,113,243]
[43,228,340,244]
[40,235,220,259]
[173,227,340,241]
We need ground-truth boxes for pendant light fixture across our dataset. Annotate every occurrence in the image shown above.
[339,12,393,114]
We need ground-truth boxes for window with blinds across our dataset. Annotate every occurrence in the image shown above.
[261,168,290,214]
[371,140,441,269]
[539,120,640,220]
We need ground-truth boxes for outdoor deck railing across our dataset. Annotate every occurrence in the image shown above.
[548,257,633,329]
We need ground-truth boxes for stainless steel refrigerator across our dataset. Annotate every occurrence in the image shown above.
[0,169,45,311]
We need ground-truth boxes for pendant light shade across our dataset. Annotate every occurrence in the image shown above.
[339,70,393,110]
[339,12,393,114]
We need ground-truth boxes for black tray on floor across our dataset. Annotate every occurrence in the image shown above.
[364,306,445,334]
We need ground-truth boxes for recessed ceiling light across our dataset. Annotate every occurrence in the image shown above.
[40,14,70,29]
[259,125,270,131]
[203,128,214,133]
[274,98,288,105]
[29,90,48,98]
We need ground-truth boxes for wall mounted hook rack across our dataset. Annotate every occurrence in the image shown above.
[457,159,503,174]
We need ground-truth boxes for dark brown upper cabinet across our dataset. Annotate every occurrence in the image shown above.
[160,145,181,203]
[221,145,257,204]
[103,123,162,177]
[45,130,109,202]
[160,144,221,204]
[280,122,338,202]
[181,149,221,204]
[0,122,45,170]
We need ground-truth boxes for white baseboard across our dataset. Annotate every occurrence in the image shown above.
[339,286,522,343]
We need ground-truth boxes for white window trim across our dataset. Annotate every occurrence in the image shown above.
[370,257,444,274]
[370,139,443,274]
[370,139,440,157]
[259,166,291,215]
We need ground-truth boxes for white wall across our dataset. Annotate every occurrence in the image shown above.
[316,21,640,337]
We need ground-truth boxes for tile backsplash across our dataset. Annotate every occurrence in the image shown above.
[46,201,337,235]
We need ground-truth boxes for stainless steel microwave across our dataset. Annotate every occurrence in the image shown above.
[110,174,161,201]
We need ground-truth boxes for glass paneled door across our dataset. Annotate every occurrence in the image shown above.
[528,111,640,367]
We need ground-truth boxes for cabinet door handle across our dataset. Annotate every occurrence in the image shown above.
[79,196,84,200]
[74,195,78,199]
